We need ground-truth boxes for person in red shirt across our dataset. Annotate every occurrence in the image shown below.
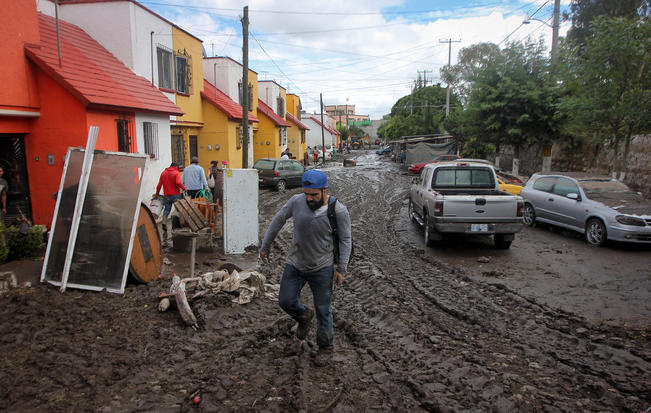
[155,162,186,246]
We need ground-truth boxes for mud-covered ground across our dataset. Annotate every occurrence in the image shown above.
[0,150,649,412]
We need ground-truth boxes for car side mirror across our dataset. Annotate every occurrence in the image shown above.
[567,193,581,201]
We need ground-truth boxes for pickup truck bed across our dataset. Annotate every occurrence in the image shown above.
[409,161,523,248]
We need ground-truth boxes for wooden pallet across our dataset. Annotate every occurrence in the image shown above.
[174,197,209,232]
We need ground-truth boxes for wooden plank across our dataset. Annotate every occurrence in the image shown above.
[174,199,201,232]
[182,196,209,227]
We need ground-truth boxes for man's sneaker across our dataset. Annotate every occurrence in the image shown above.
[295,309,314,340]
[311,346,333,367]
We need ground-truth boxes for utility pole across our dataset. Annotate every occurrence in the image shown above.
[320,93,326,166]
[241,6,249,168]
[551,0,560,65]
[439,38,461,117]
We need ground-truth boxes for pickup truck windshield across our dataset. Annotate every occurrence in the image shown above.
[432,167,494,188]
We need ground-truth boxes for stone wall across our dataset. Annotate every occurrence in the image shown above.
[494,135,651,198]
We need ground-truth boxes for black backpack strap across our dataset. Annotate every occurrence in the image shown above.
[327,196,340,263]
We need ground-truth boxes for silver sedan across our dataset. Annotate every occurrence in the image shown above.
[520,172,651,246]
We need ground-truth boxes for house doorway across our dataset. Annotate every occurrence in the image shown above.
[171,134,185,166]
[0,134,32,226]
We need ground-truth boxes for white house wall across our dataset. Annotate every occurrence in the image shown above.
[304,118,336,149]
[258,81,281,110]
[135,113,173,200]
[40,1,175,103]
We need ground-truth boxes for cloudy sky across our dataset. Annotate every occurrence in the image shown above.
[141,0,571,119]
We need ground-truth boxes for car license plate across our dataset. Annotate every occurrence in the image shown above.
[471,224,489,232]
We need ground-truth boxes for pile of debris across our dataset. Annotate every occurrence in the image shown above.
[158,269,279,329]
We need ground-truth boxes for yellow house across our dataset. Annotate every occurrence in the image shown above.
[286,94,308,163]
[200,79,259,169]
[255,99,291,162]
[201,57,259,168]
[169,26,205,168]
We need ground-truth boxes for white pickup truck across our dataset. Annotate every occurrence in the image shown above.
[408,160,524,248]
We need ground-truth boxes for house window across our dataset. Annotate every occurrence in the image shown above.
[143,122,159,159]
[238,82,253,107]
[280,127,287,146]
[175,55,189,94]
[277,97,285,117]
[301,130,305,144]
[157,47,173,90]
[236,127,242,150]
[116,118,135,153]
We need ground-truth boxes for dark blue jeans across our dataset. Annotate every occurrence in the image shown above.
[162,194,182,216]
[279,263,334,348]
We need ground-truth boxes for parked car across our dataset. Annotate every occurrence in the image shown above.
[497,176,523,195]
[253,158,305,191]
[374,139,381,145]
[409,160,523,248]
[520,172,651,246]
[376,146,392,155]
[408,154,460,175]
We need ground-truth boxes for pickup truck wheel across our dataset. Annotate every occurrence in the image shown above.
[585,218,607,246]
[494,234,512,249]
[522,203,536,227]
[424,215,440,247]
[408,199,417,224]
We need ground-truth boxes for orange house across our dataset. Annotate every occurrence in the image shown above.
[0,5,181,225]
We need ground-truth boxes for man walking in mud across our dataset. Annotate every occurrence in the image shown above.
[259,169,352,366]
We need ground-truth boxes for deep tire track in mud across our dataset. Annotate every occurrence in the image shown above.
[0,151,647,412]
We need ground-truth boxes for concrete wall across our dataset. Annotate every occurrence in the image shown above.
[359,120,385,141]
[497,135,651,198]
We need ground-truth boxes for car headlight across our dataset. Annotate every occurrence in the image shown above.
[409,164,415,169]
[615,215,646,226]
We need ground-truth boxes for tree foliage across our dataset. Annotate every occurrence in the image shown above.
[558,16,651,176]
[378,85,453,140]
[443,40,559,161]
[564,0,650,50]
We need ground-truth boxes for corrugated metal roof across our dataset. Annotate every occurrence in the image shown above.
[258,99,291,127]
[201,79,259,122]
[25,13,183,115]
[286,112,309,130]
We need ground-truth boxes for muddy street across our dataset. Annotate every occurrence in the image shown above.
[0,150,649,412]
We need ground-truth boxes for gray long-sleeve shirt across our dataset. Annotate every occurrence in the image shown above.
[260,194,352,275]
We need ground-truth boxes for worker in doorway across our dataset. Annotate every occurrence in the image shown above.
[155,162,186,247]
[208,160,224,207]
[259,169,352,366]
[182,156,208,197]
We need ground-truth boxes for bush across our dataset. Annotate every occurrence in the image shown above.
[0,224,8,263]
[5,224,45,261]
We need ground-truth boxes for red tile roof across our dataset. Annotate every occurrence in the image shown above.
[24,13,182,115]
[257,99,291,127]
[310,116,337,135]
[201,79,259,122]
[286,112,309,130]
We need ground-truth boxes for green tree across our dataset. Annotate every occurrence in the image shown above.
[564,0,649,51]
[379,84,452,140]
[558,16,651,178]
[444,40,559,174]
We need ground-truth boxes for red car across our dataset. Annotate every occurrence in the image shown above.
[408,154,460,175]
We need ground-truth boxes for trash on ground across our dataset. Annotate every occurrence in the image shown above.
[159,269,276,327]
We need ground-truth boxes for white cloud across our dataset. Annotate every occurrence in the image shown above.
[146,0,570,119]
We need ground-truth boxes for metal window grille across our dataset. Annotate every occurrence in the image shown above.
[189,135,198,158]
[143,122,159,159]
[116,118,135,153]
[157,47,173,90]
[175,56,188,94]
[236,127,242,150]
[281,128,287,146]
[277,97,285,117]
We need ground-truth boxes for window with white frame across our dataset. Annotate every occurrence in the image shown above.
[143,122,159,159]
[175,55,188,94]
[157,47,173,90]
